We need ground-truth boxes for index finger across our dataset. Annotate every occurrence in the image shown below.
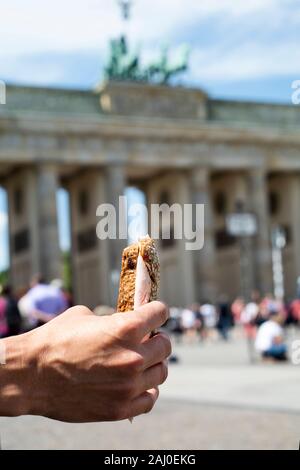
[125,301,169,340]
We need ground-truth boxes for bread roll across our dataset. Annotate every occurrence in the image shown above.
[117,235,160,312]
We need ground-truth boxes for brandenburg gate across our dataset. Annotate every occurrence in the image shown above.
[1,81,300,308]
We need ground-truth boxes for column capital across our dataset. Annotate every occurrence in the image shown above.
[247,167,268,181]
[36,162,59,173]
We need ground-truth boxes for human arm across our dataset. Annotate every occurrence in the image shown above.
[0,301,171,422]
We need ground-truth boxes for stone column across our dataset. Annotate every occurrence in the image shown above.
[247,169,273,294]
[190,167,217,303]
[36,163,61,281]
[104,165,127,307]
[5,167,39,288]
[289,175,300,282]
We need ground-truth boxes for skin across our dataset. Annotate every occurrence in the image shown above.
[0,301,171,423]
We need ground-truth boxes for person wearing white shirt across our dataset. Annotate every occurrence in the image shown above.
[181,308,196,330]
[255,312,287,361]
[200,303,217,329]
[241,301,259,325]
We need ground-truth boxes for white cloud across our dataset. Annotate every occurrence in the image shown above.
[0,0,299,86]
[190,40,300,81]
[0,0,295,54]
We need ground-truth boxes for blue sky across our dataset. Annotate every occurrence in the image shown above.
[1,0,299,101]
[0,0,299,270]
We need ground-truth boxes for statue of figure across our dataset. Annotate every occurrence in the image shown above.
[104,35,189,84]
[104,36,140,81]
[106,0,189,84]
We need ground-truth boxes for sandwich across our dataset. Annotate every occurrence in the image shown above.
[117,235,160,313]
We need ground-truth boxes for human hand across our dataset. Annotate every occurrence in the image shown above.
[3,301,171,423]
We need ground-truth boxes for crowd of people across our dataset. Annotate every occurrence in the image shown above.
[0,274,72,337]
[167,291,300,362]
[1,276,300,364]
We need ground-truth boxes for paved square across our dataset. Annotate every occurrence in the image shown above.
[1,329,300,450]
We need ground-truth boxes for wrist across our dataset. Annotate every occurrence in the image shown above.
[0,332,39,417]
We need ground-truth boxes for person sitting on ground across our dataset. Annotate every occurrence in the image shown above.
[255,310,288,361]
